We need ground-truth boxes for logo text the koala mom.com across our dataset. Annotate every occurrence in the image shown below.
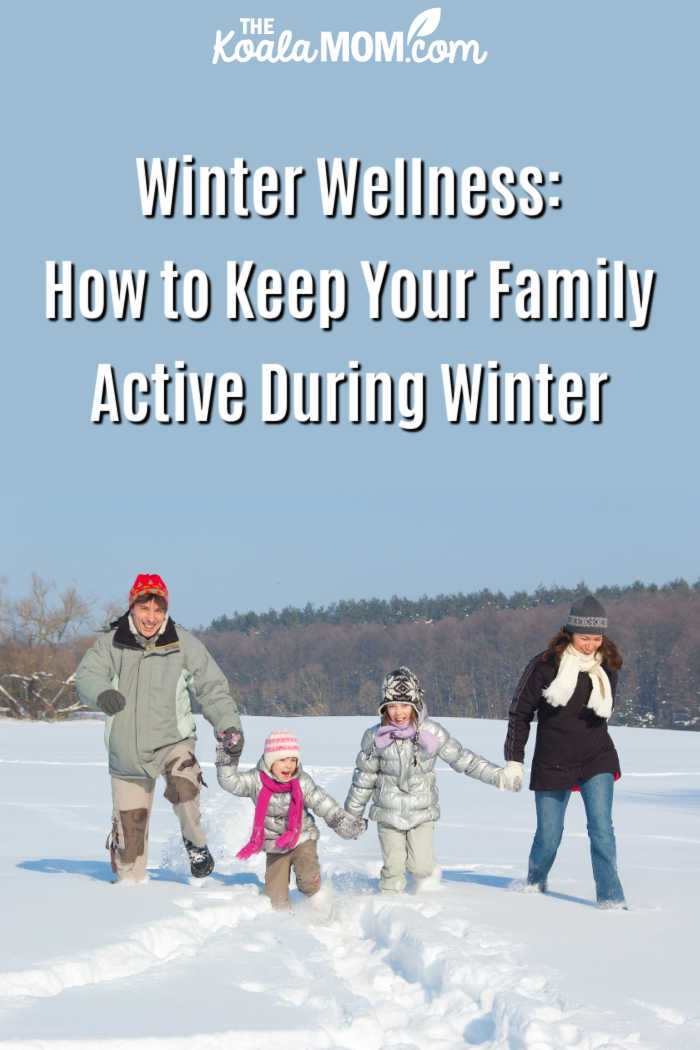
[212,9,487,66]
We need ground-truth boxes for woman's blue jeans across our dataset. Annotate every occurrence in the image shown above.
[528,773,625,903]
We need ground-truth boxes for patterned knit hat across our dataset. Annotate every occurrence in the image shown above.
[378,666,424,715]
[563,595,607,634]
[263,729,300,769]
[129,573,169,608]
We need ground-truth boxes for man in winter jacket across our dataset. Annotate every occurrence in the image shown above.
[75,573,242,883]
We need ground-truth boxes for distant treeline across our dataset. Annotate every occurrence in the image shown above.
[3,576,698,728]
[201,580,700,730]
[208,578,699,633]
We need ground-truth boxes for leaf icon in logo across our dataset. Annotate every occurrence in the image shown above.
[407,8,442,45]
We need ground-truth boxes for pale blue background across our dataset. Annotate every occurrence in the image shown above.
[2,2,697,626]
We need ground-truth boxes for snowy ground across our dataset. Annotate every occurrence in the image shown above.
[1,715,699,1050]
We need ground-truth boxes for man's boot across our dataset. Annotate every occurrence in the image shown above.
[184,838,214,878]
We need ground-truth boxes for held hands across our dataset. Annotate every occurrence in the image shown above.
[498,761,524,792]
[329,811,368,839]
[96,689,126,715]
[216,727,244,762]
[354,817,369,838]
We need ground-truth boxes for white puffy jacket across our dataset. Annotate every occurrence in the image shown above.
[345,711,502,831]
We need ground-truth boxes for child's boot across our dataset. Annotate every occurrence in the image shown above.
[413,865,442,893]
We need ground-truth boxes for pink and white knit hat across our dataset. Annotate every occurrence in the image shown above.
[263,729,300,769]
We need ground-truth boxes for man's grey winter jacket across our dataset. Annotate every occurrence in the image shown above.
[217,755,361,853]
[75,614,240,779]
[345,715,502,831]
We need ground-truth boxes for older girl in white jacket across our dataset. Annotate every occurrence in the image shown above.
[345,667,515,892]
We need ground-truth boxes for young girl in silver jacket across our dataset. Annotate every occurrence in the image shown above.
[218,729,365,908]
[345,667,516,892]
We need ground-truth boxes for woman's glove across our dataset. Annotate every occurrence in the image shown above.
[96,689,126,715]
[498,761,524,792]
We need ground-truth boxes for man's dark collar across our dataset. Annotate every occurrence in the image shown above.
[111,612,179,649]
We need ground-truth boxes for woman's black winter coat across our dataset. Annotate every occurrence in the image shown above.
[504,653,621,791]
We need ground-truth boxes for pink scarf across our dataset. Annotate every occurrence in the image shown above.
[237,770,304,859]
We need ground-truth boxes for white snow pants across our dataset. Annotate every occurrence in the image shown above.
[377,821,435,892]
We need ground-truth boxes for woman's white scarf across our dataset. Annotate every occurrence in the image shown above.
[542,645,613,719]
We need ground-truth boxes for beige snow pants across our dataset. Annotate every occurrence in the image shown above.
[264,839,322,909]
[378,821,435,892]
[108,740,206,882]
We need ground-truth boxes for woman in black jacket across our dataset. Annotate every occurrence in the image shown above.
[502,596,626,907]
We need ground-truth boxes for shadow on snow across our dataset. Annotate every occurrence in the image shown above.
[18,858,262,888]
[442,869,595,907]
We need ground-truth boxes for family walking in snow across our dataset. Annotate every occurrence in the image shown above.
[75,573,625,909]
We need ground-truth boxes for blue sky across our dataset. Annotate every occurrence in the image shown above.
[3,2,697,628]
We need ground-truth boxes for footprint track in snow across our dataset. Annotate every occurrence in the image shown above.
[0,874,668,1050]
[277,886,651,1050]
[0,886,267,1000]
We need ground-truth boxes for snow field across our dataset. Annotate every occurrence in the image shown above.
[0,716,699,1050]
[0,865,648,1050]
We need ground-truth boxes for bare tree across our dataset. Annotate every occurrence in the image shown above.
[5,573,92,647]
[0,575,95,719]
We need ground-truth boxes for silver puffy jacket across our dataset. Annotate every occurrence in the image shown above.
[345,710,502,831]
[217,753,363,853]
